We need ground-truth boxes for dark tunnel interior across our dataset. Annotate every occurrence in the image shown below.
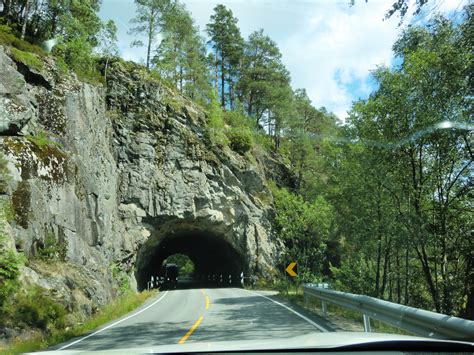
[135,230,245,290]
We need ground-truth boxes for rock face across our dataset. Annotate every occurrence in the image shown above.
[0,47,280,312]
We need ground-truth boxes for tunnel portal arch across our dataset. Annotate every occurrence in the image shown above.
[135,221,245,290]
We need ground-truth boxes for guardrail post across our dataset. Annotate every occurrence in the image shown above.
[363,314,372,332]
[322,301,327,316]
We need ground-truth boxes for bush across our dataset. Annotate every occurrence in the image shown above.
[227,127,253,154]
[0,28,17,46]
[0,250,23,314]
[53,38,104,85]
[111,263,130,295]
[26,131,61,149]
[10,47,43,71]
[0,25,45,56]
[13,285,66,331]
[223,111,254,154]
[206,92,228,147]
[36,233,65,261]
[11,38,45,56]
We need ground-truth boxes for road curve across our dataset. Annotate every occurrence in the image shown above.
[53,288,330,351]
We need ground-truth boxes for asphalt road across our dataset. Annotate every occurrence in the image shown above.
[54,287,331,351]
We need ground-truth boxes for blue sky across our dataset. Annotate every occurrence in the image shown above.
[99,0,467,119]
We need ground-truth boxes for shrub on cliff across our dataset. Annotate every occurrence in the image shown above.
[12,285,66,331]
[224,112,254,154]
[206,91,229,148]
[227,128,252,155]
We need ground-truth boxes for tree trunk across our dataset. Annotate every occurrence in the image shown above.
[215,49,219,92]
[380,237,391,298]
[146,15,154,71]
[104,57,109,82]
[463,241,474,319]
[396,248,401,303]
[20,0,30,40]
[220,51,225,108]
[375,187,383,297]
[404,237,410,304]
[2,0,12,20]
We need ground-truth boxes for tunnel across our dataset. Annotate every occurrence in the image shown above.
[135,223,245,290]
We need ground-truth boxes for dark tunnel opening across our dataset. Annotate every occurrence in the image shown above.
[135,229,245,291]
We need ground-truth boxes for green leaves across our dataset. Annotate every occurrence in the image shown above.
[271,184,333,280]
[336,13,473,315]
[206,4,244,108]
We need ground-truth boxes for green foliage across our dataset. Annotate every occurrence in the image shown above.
[26,131,61,149]
[0,25,16,46]
[2,290,156,354]
[10,47,43,71]
[111,263,130,295]
[224,112,253,154]
[0,154,11,194]
[164,254,194,277]
[206,91,228,147]
[13,285,66,331]
[0,249,24,314]
[206,4,244,108]
[36,233,65,261]
[0,155,24,316]
[322,13,473,317]
[154,1,211,102]
[271,184,333,281]
[53,38,96,82]
[129,0,174,70]
[227,128,252,155]
[0,25,45,56]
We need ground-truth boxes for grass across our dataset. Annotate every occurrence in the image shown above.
[0,26,45,57]
[10,47,43,71]
[0,290,157,354]
[26,131,61,149]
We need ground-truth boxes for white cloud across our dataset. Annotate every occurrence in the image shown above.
[185,0,402,119]
[101,0,469,119]
[279,1,401,119]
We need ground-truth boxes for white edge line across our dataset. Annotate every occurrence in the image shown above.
[243,289,329,332]
[58,291,169,350]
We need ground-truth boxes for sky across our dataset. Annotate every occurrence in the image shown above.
[99,0,467,119]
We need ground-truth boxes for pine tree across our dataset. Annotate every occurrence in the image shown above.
[154,2,211,102]
[206,4,243,109]
[98,20,119,81]
[129,0,174,70]
[239,29,291,129]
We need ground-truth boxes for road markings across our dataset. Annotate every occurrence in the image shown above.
[243,289,330,332]
[178,316,203,344]
[178,289,209,344]
[58,291,169,350]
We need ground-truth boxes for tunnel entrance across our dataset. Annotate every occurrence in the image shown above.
[135,227,245,290]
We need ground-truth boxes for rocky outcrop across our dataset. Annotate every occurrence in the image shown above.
[0,47,281,314]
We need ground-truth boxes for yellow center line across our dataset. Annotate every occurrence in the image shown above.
[205,295,210,310]
[178,316,203,344]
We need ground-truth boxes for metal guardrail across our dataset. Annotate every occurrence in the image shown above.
[303,284,474,341]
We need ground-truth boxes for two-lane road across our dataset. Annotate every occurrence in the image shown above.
[54,288,331,351]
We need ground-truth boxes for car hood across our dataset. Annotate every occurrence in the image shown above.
[34,332,473,354]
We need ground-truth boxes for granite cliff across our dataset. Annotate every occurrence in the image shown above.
[0,46,288,315]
